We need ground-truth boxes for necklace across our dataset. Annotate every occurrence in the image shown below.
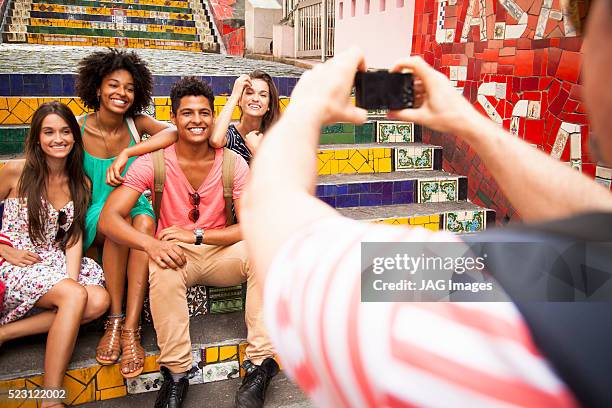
[95,112,122,157]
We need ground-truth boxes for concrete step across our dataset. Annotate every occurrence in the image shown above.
[320,120,421,145]
[0,312,253,406]
[338,200,496,233]
[316,169,467,207]
[317,142,443,175]
[81,373,312,407]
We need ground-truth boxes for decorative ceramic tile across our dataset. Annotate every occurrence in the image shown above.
[317,147,391,175]
[551,128,569,159]
[376,121,414,143]
[570,132,581,160]
[126,372,163,395]
[418,179,458,203]
[207,285,244,314]
[510,116,520,136]
[395,147,434,171]
[596,165,612,180]
[527,101,541,119]
[493,22,505,40]
[570,159,582,172]
[202,361,241,383]
[445,211,485,233]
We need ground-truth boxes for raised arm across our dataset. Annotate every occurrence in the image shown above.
[388,57,612,222]
[210,75,251,148]
[106,126,178,186]
[242,48,367,277]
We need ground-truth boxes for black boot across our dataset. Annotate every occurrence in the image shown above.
[154,366,189,408]
[235,358,279,408]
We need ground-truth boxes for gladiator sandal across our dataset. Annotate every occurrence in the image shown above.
[120,326,145,379]
[95,315,124,365]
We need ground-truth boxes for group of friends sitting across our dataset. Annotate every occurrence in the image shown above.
[0,48,279,408]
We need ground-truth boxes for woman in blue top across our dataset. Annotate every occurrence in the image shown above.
[75,49,173,378]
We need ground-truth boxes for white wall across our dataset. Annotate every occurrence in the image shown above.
[246,0,283,54]
[334,0,415,68]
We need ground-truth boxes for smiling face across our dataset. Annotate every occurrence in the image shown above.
[97,69,135,115]
[39,113,75,160]
[171,95,214,145]
[239,78,270,118]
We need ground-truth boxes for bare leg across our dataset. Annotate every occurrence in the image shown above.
[0,286,109,345]
[34,279,88,391]
[121,214,155,376]
[101,229,130,317]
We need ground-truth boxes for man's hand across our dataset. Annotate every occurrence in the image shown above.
[144,239,186,269]
[286,47,368,125]
[158,226,196,244]
[244,130,263,153]
[387,56,483,136]
[106,150,128,186]
[0,246,42,267]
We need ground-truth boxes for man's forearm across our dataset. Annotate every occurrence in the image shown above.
[461,116,612,221]
[203,224,242,246]
[98,210,157,251]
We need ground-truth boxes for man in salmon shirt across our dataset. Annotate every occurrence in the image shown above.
[99,77,277,408]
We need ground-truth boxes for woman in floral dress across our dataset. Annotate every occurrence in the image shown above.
[0,102,108,408]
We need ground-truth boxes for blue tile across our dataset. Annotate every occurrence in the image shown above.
[393,180,414,192]
[359,193,382,206]
[336,185,348,195]
[319,196,336,207]
[9,74,23,95]
[382,193,393,205]
[48,75,63,95]
[369,182,383,193]
[62,74,75,95]
[392,192,414,205]
[348,183,369,194]
[336,194,359,208]
[23,83,44,95]
[0,75,10,95]
[315,185,325,196]
[382,182,393,196]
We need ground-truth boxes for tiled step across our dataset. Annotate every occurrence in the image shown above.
[33,0,191,11]
[28,11,197,27]
[26,24,199,42]
[0,312,252,406]
[28,17,198,36]
[317,170,467,206]
[317,143,443,175]
[338,201,496,233]
[320,120,420,145]
[31,2,193,17]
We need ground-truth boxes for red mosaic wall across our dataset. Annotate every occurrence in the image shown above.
[209,0,245,55]
[411,0,591,222]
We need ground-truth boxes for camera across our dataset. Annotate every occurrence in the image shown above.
[354,70,414,110]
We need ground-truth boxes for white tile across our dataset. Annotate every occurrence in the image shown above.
[551,128,570,159]
[127,372,164,395]
[550,10,563,20]
[494,22,506,39]
[505,24,527,39]
[527,101,541,119]
[457,66,467,81]
[535,7,550,39]
[449,66,458,80]
[596,165,612,180]
[570,132,582,160]
[477,82,496,96]
[445,29,455,42]
[560,122,581,134]
[512,100,528,117]
[570,159,582,172]
[495,83,507,99]
[510,116,520,136]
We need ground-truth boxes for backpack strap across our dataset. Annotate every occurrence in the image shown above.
[222,148,236,226]
[126,116,141,143]
[151,149,166,223]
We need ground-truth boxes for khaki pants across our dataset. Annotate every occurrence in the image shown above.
[148,240,274,373]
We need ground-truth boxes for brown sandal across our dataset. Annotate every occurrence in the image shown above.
[95,315,123,365]
[120,327,145,379]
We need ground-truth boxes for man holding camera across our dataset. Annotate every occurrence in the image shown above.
[241,0,612,405]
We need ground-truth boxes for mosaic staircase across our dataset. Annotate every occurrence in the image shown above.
[0,73,496,405]
[1,0,220,52]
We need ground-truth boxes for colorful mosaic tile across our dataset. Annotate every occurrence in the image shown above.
[317,147,392,175]
[28,17,197,36]
[316,180,415,208]
[376,121,414,143]
[395,146,434,171]
[374,214,441,231]
[417,178,458,203]
[26,33,203,52]
[445,210,486,233]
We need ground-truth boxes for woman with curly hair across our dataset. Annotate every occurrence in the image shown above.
[75,48,172,378]
[0,102,107,408]
[105,70,281,184]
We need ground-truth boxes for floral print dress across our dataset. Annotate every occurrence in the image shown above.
[0,198,104,324]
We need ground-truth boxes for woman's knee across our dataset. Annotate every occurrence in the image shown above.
[51,280,88,310]
[132,215,155,235]
[83,287,110,321]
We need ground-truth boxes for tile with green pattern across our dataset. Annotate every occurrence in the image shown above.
[395,146,433,170]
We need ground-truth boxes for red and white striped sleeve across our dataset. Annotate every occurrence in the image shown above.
[0,232,13,266]
[264,216,577,408]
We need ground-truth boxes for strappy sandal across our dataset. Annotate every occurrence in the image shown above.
[120,326,145,379]
[95,315,124,365]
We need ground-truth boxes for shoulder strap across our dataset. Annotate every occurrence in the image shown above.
[126,116,141,144]
[151,149,166,223]
[222,148,236,226]
[77,114,87,135]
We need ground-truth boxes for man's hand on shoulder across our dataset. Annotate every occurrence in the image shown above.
[158,226,196,244]
[144,238,187,269]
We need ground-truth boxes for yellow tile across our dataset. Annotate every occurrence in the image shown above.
[99,385,127,400]
[357,163,374,173]
[378,158,392,173]
[205,346,219,363]
[429,215,440,223]
[334,149,349,160]
[11,101,33,123]
[318,159,331,175]
[0,97,8,109]
[96,365,125,390]
[348,150,366,170]
[156,106,171,121]
[0,110,10,124]
[63,372,94,406]
[66,366,99,385]
[424,223,440,231]
[411,215,429,225]
[143,355,160,373]
[330,158,339,174]
[338,159,353,174]
[373,148,385,159]
[219,345,238,361]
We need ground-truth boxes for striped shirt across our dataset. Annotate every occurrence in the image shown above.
[264,217,577,407]
[226,124,253,164]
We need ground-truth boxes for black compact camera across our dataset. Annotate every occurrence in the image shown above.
[354,70,414,110]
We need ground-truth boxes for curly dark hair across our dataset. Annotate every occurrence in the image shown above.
[170,77,215,114]
[75,48,153,117]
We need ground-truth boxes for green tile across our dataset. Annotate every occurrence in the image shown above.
[319,133,355,145]
[321,124,344,135]
[341,123,355,133]
[355,122,375,144]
